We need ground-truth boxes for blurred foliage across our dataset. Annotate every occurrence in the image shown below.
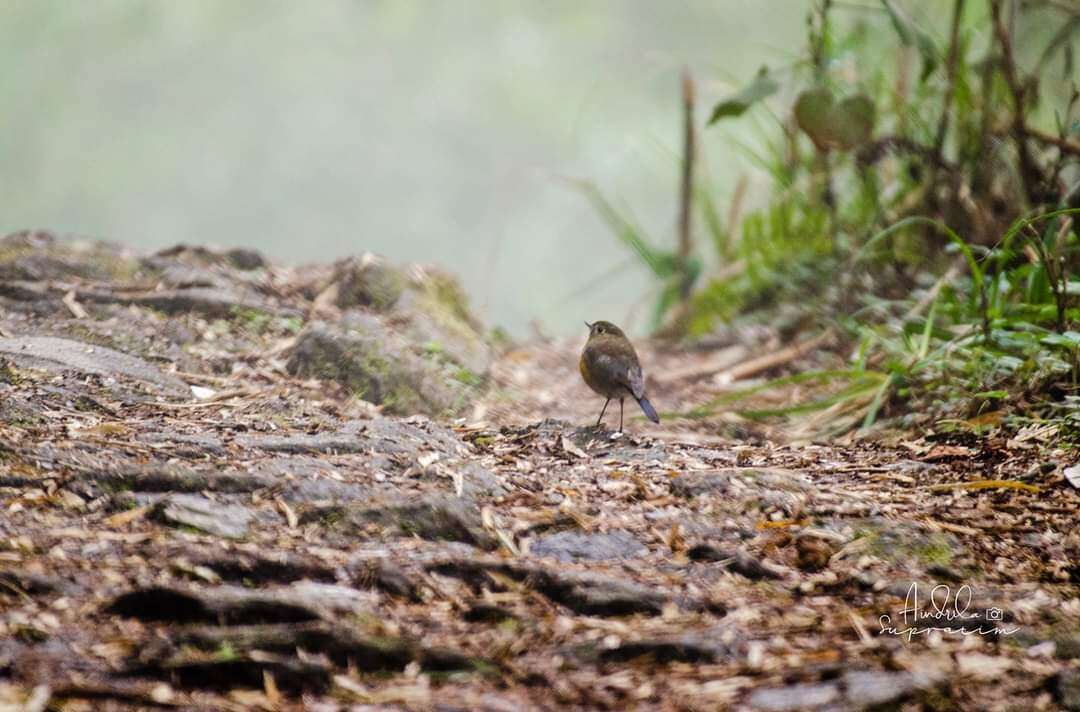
[588,0,1080,436]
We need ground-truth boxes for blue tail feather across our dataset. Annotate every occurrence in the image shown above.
[637,397,660,424]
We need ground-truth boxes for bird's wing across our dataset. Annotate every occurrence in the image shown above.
[589,350,645,399]
[626,363,645,400]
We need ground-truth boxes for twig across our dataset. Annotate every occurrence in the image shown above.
[173,370,232,386]
[653,344,750,386]
[677,69,696,302]
[925,479,1039,493]
[716,330,834,384]
[62,290,88,319]
[1023,125,1080,157]
[858,135,954,169]
[152,388,258,408]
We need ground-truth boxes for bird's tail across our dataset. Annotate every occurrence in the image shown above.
[637,397,660,424]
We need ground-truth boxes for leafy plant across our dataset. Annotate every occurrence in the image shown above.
[585,0,1080,437]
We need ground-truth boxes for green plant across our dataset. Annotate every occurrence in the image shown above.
[587,0,1080,436]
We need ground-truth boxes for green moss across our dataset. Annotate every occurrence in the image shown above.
[488,326,513,351]
[913,533,954,566]
[229,306,273,334]
[855,525,953,566]
[453,367,483,388]
[0,360,22,385]
[424,272,475,326]
[281,316,304,335]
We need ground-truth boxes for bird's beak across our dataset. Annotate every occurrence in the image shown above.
[584,321,592,329]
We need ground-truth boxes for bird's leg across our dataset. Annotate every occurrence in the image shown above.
[595,398,610,428]
[618,398,624,432]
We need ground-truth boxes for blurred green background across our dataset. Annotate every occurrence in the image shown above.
[0,0,811,335]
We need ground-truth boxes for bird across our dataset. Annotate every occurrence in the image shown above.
[579,320,660,432]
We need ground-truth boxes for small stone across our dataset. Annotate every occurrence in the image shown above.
[748,682,839,711]
[530,530,646,563]
[842,670,918,708]
[153,494,254,539]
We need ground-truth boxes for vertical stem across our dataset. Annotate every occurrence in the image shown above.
[928,0,966,213]
[677,68,696,302]
[932,0,966,163]
[810,0,836,219]
[990,0,1042,205]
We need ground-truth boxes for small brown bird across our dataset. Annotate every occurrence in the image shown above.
[579,320,660,431]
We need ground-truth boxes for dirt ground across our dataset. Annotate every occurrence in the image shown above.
[0,237,1077,711]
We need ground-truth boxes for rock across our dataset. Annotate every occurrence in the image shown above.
[597,624,746,664]
[137,432,227,458]
[155,263,235,290]
[349,558,423,601]
[107,582,377,625]
[235,430,368,455]
[247,456,342,480]
[0,336,187,397]
[527,569,668,617]
[604,444,669,463]
[529,530,646,562]
[688,545,788,580]
[0,570,79,596]
[90,463,274,494]
[1055,631,1080,660]
[391,264,491,377]
[302,495,497,550]
[147,243,266,272]
[153,494,255,539]
[131,287,282,319]
[287,316,480,417]
[280,479,374,504]
[185,549,337,585]
[238,419,471,478]
[671,468,810,497]
[747,682,840,711]
[464,604,518,624]
[842,670,927,708]
[421,460,507,497]
[671,468,808,520]
[333,254,407,310]
[288,262,490,417]
[137,620,491,678]
[1053,669,1080,711]
[360,417,468,458]
[0,388,47,427]
[428,560,669,616]
[126,652,332,695]
[225,248,266,271]
[0,230,140,282]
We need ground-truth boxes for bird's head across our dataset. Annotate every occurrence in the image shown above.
[584,320,626,341]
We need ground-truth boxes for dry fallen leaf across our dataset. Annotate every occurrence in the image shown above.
[1064,464,1080,490]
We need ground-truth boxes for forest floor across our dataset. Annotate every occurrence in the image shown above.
[0,237,1077,711]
